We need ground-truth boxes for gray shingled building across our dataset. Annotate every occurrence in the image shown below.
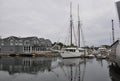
[0,36,52,54]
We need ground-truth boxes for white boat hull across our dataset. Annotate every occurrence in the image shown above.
[86,54,94,58]
[96,54,107,59]
[60,51,83,58]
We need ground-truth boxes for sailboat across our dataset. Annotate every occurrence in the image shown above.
[60,3,87,58]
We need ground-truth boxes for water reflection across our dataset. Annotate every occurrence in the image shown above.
[0,57,120,81]
[60,58,84,81]
[109,64,120,81]
[96,59,104,67]
[0,57,59,75]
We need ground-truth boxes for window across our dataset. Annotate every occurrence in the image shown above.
[33,40,37,44]
[15,40,18,45]
[24,40,30,45]
[19,40,23,45]
[24,46,31,52]
[1,41,4,46]
[10,40,14,46]
[33,40,39,45]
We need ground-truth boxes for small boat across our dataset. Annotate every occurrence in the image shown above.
[96,47,108,59]
[86,54,94,58]
[96,54,107,59]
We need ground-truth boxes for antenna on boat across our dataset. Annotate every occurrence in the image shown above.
[78,4,80,48]
[70,1,73,46]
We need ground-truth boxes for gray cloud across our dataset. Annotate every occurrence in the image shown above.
[0,0,120,46]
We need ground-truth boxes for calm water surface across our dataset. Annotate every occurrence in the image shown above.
[0,57,120,81]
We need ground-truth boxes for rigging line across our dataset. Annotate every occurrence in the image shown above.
[63,24,71,46]
[73,23,78,46]
[64,30,69,46]
[80,24,85,47]
[68,24,71,45]
[67,15,72,46]
[64,36,67,46]
[68,23,71,45]
[53,30,64,43]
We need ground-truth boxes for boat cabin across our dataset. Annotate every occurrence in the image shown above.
[64,47,85,52]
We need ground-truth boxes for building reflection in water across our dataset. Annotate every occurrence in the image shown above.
[0,57,120,81]
[109,64,120,81]
[0,57,59,75]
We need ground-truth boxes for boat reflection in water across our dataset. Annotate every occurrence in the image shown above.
[109,64,120,81]
[60,58,87,81]
[0,56,86,81]
[0,57,120,81]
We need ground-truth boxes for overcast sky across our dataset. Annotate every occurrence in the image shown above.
[0,0,120,46]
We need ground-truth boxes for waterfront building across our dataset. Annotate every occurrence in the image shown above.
[0,36,52,54]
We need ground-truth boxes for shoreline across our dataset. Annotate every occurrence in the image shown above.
[0,52,60,57]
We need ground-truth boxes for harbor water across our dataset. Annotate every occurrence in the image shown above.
[0,57,120,81]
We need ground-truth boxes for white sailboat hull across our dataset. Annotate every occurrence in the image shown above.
[60,51,84,58]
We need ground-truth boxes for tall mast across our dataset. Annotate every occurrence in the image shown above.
[70,1,73,46]
[112,19,115,43]
[78,4,80,48]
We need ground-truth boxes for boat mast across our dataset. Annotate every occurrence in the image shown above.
[78,4,80,48]
[70,2,73,46]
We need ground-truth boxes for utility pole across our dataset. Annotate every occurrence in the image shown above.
[112,19,115,43]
